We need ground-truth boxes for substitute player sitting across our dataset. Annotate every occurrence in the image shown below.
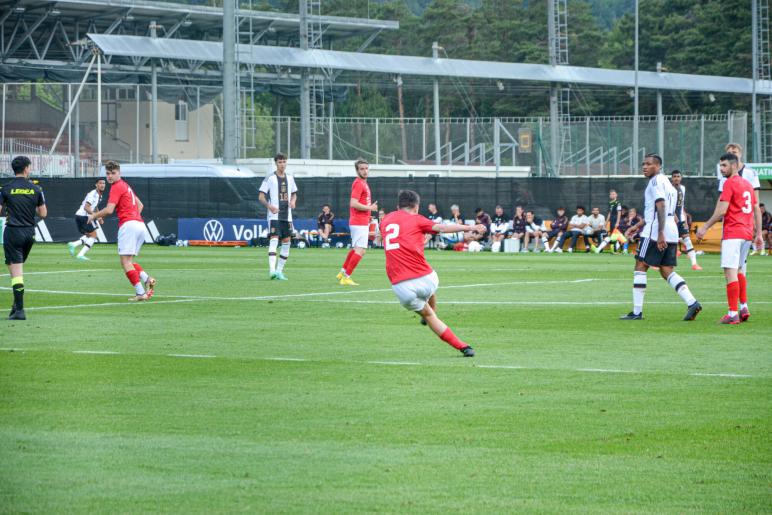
[88,161,156,301]
[67,177,105,261]
[696,153,763,324]
[380,190,486,357]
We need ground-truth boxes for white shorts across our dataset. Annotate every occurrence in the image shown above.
[350,224,369,249]
[118,220,146,256]
[391,271,439,312]
[721,239,751,272]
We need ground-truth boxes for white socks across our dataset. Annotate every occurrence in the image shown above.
[277,242,290,273]
[681,236,698,266]
[76,236,96,257]
[633,271,647,314]
[268,238,279,273]
[667,272,696,306]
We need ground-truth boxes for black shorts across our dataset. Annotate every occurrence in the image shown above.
[3,226,35,265]
[75,215,99,235]
[677,221,689,237]
[636,238,677,267]
[269,220,293,239]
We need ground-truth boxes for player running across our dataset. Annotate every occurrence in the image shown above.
[670,170,701,270]
[0,156,47,320]
[337,159,378,286]
[620,154,702,321]
[258,153,298,280]
[88,161,155,301]
[380,189,486,357]
[696,153,763,324]
[67,177,105,261]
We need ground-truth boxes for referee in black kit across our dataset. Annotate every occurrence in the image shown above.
[0,156,47,320]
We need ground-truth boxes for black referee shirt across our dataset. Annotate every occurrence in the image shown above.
[0,177,46,227]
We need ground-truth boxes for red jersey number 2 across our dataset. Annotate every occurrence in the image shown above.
[384,223,400,250]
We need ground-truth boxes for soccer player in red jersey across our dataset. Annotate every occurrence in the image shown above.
[337,159,378,286]
[88,161,156,301]
[697,153,763,324]
[380,190,487,357]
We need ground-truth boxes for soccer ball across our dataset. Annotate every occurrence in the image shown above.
[297,241,307,249]
[467,241,482,252]
[321,242,330,248]
[335,242,344,249]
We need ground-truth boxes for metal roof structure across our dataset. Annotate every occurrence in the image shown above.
[88,34,772,96]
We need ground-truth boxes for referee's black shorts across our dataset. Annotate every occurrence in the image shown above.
[636,237,677,268]
[3,226,35,265]
[75,215,99,235]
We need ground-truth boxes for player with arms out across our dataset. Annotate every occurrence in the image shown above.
[67,177,106,260]
[593,189,627,253]
[337,159,378,286]
[669,170,701,270]
[0,156,47,320]
[259,153,298,280]
[380,190,486,357]
[696,153,763,324]
[620,154,702,321]
[88,161,155,301]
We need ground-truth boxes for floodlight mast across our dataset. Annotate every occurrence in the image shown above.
[222,0,238,165]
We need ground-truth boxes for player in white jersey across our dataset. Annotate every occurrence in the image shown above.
[67,178,105,260]
[670,170,701,270]
[258,153,298,280]
[620,154,702,321]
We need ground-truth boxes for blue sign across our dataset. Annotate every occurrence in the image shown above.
[178,218,330,241]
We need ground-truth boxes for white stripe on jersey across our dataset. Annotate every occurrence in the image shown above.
[75,189,101,217]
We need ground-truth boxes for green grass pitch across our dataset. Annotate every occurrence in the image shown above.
[1,244,770,512]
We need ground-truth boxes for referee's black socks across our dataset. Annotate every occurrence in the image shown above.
[11,277,24,311]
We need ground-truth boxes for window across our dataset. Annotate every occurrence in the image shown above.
[175,100,189,141]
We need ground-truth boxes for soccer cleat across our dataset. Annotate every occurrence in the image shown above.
[719,314,740,325]
[683,302,702,321]
[461,346,475,357]
[275,271,288,281]
[591,244,599,254]
[691,264,702,271]
[336,271,344,281]
[145,277,156,296]
[269,271,278,280]
[67,242,77,256]
[128,293,149,302]
[76,255,90,261]
[739,306,750,322]
[749,249,758,256]
[761,250,768,256]
[8,306,16,318]
[339,276,359,286]
[8,309,26,320]
[619,312,643,320]
[420,317,428,326]
[555,248,563,253]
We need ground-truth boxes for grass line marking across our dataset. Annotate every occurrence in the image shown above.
[691,372,753,378]
[72,350,119,355]
[367,361,422,366]
[167,354,216,359]
[576,368,636,374]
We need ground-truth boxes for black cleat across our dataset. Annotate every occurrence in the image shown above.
[8,309,26,320]
[461,346,475,357]
[8,306,16,318]
[683,301,702,321]
[619,312,643,320]
[420,317,427,326]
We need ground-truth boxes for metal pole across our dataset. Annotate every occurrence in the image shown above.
[375,118,379,164]
[538,117,543,176]
[432,42,441,166]
[585,116,590,174]
[752,0,759,161]
[74,93,80,176]
[150,21,159,163]
[97,51,102,168]
[67,84,72,159]
[549,87,559,175]
[135,84,140,162]
[286,116,291,158]
[1,83,5,156]
[222,3,238,164]
[657,61,664,160]
[494,118,500,176]
[633,0,639,172]
[328,101,334,160]
[299,0,311,159]
[700,115,705,176]
[422,118,426,161]
[196,86,201,159]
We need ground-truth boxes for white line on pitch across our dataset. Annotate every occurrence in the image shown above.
[367,361,422,366]
[167,353,216,359]
[477,364,527,370]
[0,269,103,277]
[691,372,753,378]
[0,348,27,351]
[26,299,200,311]
[72,350,119,355]
[263,357,308,362]
[576,368,636,374]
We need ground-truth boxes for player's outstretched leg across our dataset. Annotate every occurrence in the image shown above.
[267,237,279,279]
[662,269,701,321]
[418,303,474,357]
[275,239,290,280]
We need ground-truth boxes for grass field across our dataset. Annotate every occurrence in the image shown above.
[1,244,770,513]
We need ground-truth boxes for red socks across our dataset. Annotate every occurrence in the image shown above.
[738,273,747,304]
[344,252,363,276]
[133,263,144,274]
[341,250,354,272]
[726,281,739,312]
[126,269,140,286]
[440,327,467,350]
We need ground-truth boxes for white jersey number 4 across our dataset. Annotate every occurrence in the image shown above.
[384,223,400,250]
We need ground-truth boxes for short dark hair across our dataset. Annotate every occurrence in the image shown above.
[11,156,31,175]
[274,152,287,162]
[671,169,681,176]
[354,158,369,171]
[720,152,738,163]
[475,207,483,214]
[95,177,106,183]
[397,189,420,209]
[576,205,585,211]
[104,160,121,172]
[557,207,565,212]
[322,203,330,209]
[525,209,534,215]
[645,153,663,165]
